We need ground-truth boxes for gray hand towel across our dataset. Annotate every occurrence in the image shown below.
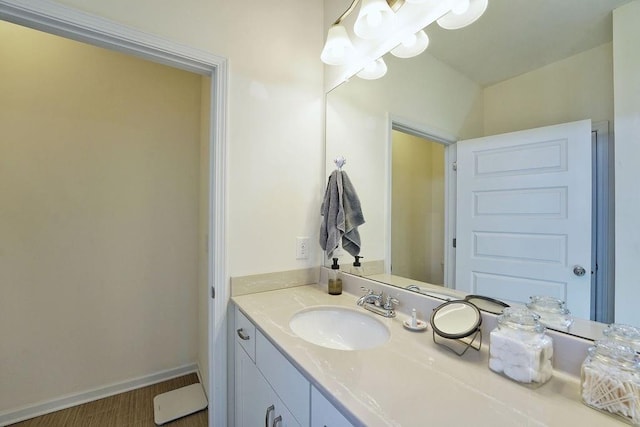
[340,171,365,256]
[320,170,365,257]
[320,170,342,256]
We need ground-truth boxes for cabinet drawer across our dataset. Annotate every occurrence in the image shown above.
[235,307,256,362]
[256,330,310,426]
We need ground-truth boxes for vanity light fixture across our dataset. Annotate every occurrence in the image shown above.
[321,0,489,80]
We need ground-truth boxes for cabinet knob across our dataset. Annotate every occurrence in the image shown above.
[264,404,274,427]
[237,328,250,341]
[272,415,282,427]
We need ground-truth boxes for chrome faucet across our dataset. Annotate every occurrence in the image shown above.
[357,288,382,306]
[357,287,399,318]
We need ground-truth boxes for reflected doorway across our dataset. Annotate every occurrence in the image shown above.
[391,130,446,285]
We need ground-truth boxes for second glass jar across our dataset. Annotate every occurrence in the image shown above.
[581,339,640,425]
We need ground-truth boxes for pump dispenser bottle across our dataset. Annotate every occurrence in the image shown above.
[352,255,364,276]
[328,258,342,295]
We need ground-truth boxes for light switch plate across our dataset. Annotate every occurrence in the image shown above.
[296,236,309,259]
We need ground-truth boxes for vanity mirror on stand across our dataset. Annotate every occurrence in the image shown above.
[323,0,639,341]
[430,300,483,356]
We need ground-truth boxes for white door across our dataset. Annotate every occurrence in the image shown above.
[455,120,592,318]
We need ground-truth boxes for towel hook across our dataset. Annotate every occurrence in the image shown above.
[334,156,346,170]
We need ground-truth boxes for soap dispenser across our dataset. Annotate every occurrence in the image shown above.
[352,255,364,276]
[328,258,342,295]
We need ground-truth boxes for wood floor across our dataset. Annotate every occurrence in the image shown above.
[10,374,208,427]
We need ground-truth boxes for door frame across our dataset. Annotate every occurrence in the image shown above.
[388,115,457,288]
[0,1,228,426]
[592,121,614,323]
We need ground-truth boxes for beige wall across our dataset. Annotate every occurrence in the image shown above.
[613,0,640,325]
[55,0,326,277]
[0,0,324,416]
[0,22,203,411]
[391,132,445,284]
[483,42,614,135]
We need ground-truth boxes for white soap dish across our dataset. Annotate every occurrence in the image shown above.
[403,319,428,331]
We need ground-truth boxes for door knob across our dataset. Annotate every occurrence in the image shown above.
[573,265,587,277]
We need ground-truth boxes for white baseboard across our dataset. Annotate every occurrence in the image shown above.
[0,363,199,426]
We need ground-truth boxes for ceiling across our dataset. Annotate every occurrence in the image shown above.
[424,0,634,87]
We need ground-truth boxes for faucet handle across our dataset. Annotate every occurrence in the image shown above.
[360,286,373,295]
[383,295,399,310]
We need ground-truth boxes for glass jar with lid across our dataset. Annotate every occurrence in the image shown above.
[603,323,640,354]
[489,307,554,386]
[526,295,573,330]
[581,339,640,425]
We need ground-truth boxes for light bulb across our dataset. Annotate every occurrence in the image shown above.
[402,33,417,48]
[452,0,470,15]
[390,30,429,58]
[354,0,396,40]
[367,10,382,27]
[362,62,376,73]
[437,0,488,30]
[329,46,344,58]
[357,57,387,80]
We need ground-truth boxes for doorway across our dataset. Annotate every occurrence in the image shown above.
[391,130,446,285]
[0,3,227,426]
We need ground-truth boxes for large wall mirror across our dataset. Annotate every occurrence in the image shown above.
[324,0,638,340]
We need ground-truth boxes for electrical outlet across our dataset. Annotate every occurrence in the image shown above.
[296,236,309,260]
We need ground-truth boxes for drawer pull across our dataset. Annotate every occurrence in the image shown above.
[272,415,282,427]
[264,404,274,427]
[237,328,250,341]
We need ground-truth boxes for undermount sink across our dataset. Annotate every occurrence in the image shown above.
[289,306,390,351]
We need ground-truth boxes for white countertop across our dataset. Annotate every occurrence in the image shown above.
[232,283,622,427]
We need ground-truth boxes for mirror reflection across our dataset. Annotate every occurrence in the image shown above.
[324,0,638,339]
[391,133,445,285]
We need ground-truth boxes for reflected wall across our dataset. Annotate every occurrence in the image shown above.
[325,53,484,269]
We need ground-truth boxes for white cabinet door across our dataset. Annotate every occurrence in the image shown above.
[456,120,592,318]
[256,331,310,426]
[235,342,301,427]
[311,386,354,427]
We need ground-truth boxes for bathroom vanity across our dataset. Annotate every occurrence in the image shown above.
[234,306,352,427]
[232,278,624,426]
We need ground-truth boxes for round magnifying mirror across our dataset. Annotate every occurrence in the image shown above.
[464,294,509,315]
[430,300,482,340]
